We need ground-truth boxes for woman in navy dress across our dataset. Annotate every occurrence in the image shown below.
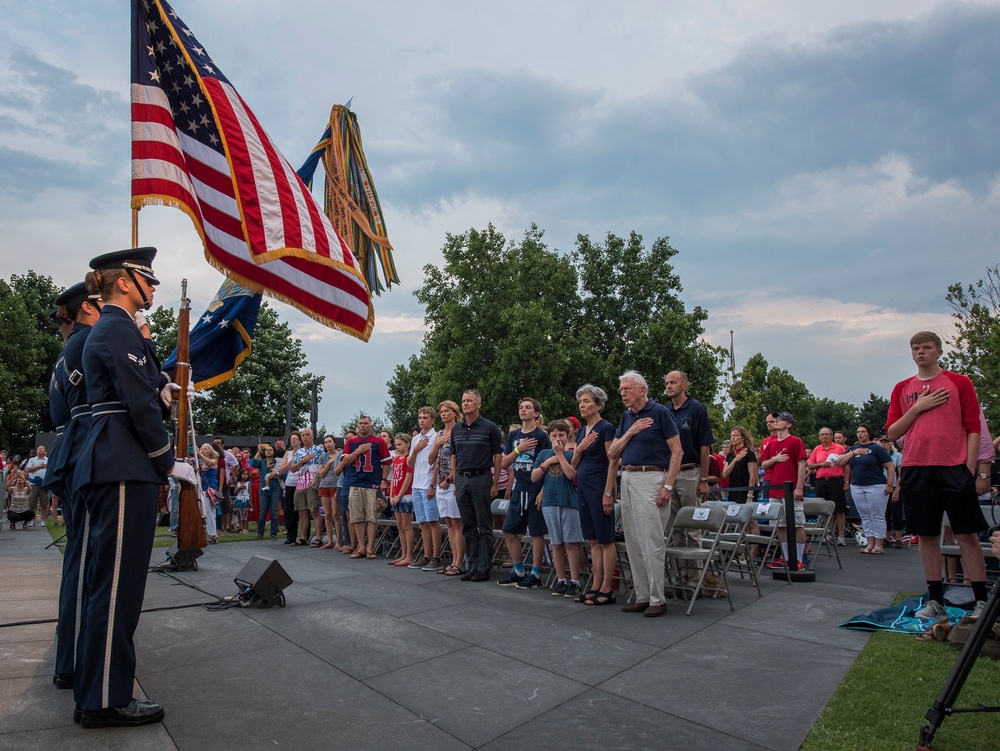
[570,384,619,605]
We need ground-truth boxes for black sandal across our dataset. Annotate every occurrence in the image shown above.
[585,590,617,606]
[574,589,599,604]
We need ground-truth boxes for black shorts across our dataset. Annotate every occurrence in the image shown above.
[814,477,847,514]
[501,491,547,537]
[901,465,988,537]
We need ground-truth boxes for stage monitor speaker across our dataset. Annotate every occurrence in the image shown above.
[165,546,203,571]
[234,555,292,606]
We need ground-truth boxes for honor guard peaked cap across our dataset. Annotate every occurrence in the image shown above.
[89,247,160,285]
[55,281,101,308]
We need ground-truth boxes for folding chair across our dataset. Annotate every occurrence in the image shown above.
[704,502,761,598]
[663,505,732,615]
[802,498,841,569]
[746,500,788,584]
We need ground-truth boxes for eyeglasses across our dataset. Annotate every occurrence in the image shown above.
[619,386,640,393]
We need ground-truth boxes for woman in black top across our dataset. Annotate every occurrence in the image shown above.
[722,426,758,504]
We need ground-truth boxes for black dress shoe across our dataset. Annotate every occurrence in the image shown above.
[80,699,165,729]
[470,572,490,582]
[460,570,478,581]
[52,672,73,689]
[73,704,81,724]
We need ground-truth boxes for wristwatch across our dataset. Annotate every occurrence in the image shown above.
[977,472,989,479]
[603,492,614,497]
[663,484,673,491]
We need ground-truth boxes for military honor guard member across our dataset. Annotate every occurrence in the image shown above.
[45,281,102,691]
[73,247,194,729]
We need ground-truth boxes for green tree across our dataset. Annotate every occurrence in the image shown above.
[946,265,1000,427]
[149,301,322,436]
[393,224,587,428]
[386,225,723,429]
[728,353,815,441]
[573,231,725,406]
[340,411,391,437]
[0,272,63,452]
[855,393,890,435]
[811,398,857,438]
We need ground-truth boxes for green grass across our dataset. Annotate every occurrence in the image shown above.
[150,523,286,547]
[42,519,284,548]
[802,605,1000,751]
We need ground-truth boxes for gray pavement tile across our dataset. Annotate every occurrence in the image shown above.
[140,640,469,751]
[480,688,771,751]
[0,674,78,733]
[137,607,283,675]
[598,624,860,751]
[721,591,875,650]
[554,601,719,650]
[0,726,176,751]
[310,573,471,616]
[407,602,660,684]
[365,645,588,748]
[240,598,468,680]
[0,633,56,680]
[0,622,55,646]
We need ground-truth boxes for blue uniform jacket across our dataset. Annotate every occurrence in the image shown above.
[45,322,94,494]
[75,305,174,487]
[42,347,72,494]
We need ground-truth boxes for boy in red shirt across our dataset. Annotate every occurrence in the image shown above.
[886,331,989,617]
[758,412,807,570]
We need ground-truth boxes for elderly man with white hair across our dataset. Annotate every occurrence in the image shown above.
[608,370,682,617]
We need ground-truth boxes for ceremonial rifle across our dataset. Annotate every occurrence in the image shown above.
[174,279,207,549]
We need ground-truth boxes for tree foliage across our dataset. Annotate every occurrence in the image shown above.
[855,393,890,436]
[812,397,858,437]
[339,411,392,437]
[147,300,322,437]
[946,265,1000,428]
[0,272,64,452]
[386,225,724,430]
[728,353,816,441]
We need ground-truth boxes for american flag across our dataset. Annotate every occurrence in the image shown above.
[130,0,374,341]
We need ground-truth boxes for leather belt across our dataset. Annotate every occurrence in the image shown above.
[457,468,490,478]
[622,465,666,472]
[679,463,698,471]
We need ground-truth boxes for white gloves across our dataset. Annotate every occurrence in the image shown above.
[160,381,196,408]
[134,310,148,329]
[160,382,181,408]
[170,460,198,486]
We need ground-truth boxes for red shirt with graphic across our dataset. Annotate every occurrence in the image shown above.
[886,370,979,467]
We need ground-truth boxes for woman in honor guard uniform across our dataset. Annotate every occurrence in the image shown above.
[45,281,102,691]
[73,247,189,729]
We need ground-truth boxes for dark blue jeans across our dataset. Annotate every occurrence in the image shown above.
[258,488,280,537]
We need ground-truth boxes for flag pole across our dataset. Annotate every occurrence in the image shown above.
[132,207,139,248]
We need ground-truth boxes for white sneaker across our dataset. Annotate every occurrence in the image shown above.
[915,600,947,619]
[971,600,986,618]
[836,536,846,546]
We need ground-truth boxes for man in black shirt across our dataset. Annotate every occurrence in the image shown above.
[449,390,503,581]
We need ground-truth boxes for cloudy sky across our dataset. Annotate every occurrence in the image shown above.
[3,0,998,432]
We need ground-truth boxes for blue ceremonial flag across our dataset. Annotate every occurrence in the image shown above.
[164,280,262,390]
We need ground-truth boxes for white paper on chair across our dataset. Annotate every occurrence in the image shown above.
[726,504,740,516]
[693,507,710,521]
[498,499,510,511]
[758,502,771,514]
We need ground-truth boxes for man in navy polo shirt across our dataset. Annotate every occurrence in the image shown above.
[665,370,714,584]
[450,390,504,581]
[608,370,682,617]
